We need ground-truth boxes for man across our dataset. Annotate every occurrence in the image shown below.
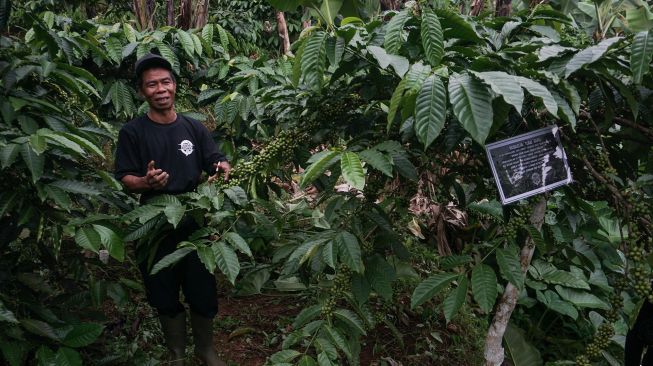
[114,53,230,366]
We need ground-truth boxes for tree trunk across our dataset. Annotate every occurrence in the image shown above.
[146,0,155,29]
[135,0,156,30]
[470,0,484,16]
[179,0,192,30]
[495,0,511,16]
[133,0,145,30]
[133,0,155,30]
[276,11,292,55]
[193,0,210,29]
[380,0,403,10]
[483,198,547,366]
[167,0,175,26]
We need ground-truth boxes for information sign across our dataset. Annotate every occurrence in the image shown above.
[486,126,572,204]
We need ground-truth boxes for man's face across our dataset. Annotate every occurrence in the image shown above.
[139,68,176,112]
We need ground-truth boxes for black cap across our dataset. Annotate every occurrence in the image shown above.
[134,53,173,79]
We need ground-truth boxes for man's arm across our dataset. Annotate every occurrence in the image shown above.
[190,117,228,174]
[121,175,152,193]
[121,161,169,192]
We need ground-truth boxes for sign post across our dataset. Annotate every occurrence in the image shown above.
[486,126,573,205]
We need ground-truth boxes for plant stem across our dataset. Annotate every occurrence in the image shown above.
[483,197,547,366]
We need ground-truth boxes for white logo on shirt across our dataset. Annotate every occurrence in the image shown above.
[179,140,194,156]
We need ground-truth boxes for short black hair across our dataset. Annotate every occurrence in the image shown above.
[134,52,175,90]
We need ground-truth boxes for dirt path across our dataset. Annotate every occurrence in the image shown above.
[213,294,304,366]
[209,293,484,366]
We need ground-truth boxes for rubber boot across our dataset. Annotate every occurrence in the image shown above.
[159,312,187,366]
[190,311,226,366]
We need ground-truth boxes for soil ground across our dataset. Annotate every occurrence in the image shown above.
[210,293,484,366]
[101,262,483,366]
[214,294,304,366]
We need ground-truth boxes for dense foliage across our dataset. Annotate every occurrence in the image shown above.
[0,13,123,366]
[1,0,653,365]
[212,0,303,56]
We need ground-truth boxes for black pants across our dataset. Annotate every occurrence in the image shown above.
[626,300,653,366]
[138,219,218,318]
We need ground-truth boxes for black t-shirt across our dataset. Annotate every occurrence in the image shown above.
[114,114,226,200]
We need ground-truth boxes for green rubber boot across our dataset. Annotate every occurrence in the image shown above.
[159,312,187,366]
[190,311,226,366]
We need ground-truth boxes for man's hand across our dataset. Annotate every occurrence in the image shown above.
[209,161,231,183]
[145,160,169,190]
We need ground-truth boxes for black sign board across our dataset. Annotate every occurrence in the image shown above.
[486,126,572,204]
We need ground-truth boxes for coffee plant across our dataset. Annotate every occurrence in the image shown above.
[212,0,303,55]
[0,13,124,365]
[2,0,653,365]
